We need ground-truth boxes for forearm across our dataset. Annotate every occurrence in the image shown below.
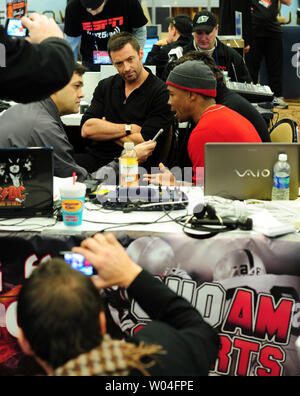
[82,118,127,140]
[128,269,205,329]
[115,132,145,146]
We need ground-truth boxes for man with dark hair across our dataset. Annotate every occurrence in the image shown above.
[0,63,88,181]
[17,233,219,376]
[79,32,174,172]
[145,14,193,79]
[0,13,75,103]
[172,51,270,172]
[0,62,156,181]
[144,60,261,186]
[64,0,148,71]
[182,10,252,83]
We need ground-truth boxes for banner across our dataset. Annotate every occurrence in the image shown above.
[6,0,27,19]
[0,231,299,376]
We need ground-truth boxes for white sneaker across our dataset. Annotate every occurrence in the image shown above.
[273,97,288,109]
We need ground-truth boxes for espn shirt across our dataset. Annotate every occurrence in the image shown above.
[64,0,148,64]
[251,0,282,36]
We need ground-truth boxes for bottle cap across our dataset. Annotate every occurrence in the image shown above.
[124,142,134,150]
[279,153,287,161]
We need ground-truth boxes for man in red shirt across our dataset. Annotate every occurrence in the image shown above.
[144,60,262,186]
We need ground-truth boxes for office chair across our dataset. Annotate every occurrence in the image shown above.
[269,118,299,143]
[156,123,178,167]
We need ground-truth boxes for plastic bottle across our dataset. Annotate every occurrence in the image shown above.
[271,153,290,200]
[119,142,139,187]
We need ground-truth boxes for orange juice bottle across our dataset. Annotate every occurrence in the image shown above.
[119,142,139,187]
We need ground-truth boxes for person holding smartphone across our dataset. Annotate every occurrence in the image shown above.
[17,233,219,376]
[0,13,75,103]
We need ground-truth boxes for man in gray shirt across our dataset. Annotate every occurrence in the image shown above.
[0,62,156,182]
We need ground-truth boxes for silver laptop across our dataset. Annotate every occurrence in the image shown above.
[204,143,300,200]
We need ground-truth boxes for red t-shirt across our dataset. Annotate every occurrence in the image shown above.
[187,105,262,184]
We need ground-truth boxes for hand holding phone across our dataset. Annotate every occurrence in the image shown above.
[152,128,164,142]
[6,18,28,38]
[62,252,94,276]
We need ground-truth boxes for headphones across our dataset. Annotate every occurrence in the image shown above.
[182,203,253,239]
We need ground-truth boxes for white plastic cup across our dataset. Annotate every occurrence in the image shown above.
[59,182,86,227]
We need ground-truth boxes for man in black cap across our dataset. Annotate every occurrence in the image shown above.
[182,10,252,83]
[145,14,193,79]
[64,0,148,70]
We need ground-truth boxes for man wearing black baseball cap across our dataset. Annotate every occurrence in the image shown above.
[145,14,193,79]
[182,10,252,83]
[64,0,148,70]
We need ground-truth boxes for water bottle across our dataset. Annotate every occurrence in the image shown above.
[271,153,290,200]
[119,142,139,187]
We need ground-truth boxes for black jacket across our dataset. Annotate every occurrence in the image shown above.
[129,270,220,375]
[216,84,270,142]
[0,26,75,103]
[183,38,252,83]
[145,34,192,79]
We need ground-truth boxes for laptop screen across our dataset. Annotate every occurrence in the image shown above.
[0,147,54,217]
[143,37,159,63]
[235,11,243,38]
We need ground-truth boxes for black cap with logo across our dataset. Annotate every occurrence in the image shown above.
[192,11,217,33]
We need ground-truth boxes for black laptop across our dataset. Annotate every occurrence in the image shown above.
[0,147,54,217]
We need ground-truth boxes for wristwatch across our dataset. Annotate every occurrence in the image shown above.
[125,124,131,136]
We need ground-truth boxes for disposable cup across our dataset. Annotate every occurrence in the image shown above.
[59,182,86,227]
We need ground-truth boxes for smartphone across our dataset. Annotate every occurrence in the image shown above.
[6,18,27,38]
[63,252,94,276]
[152,128,164,142]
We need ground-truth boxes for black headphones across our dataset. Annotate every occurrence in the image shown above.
[182,203,253,239]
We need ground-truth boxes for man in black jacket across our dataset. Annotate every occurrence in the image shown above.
[183,10,252,83]
[17,233,220,376]
[145,14,193,79]
[0,13,75,103]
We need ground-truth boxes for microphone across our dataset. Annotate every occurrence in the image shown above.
[192,216,253,231]
[168,47,183,62]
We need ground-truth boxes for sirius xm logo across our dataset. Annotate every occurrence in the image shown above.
[235,169,271,178]
[0,43,6,67]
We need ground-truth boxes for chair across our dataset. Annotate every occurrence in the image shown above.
[269,118,299,143]
[156,123,178,167]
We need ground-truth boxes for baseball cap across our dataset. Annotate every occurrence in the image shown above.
[166,14,193,36]
[192,11,217,33]
[80,0,105,10]
[166,60,217,97]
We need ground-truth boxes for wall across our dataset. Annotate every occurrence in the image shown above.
[0,0,67,23]
[280,1,299,26]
